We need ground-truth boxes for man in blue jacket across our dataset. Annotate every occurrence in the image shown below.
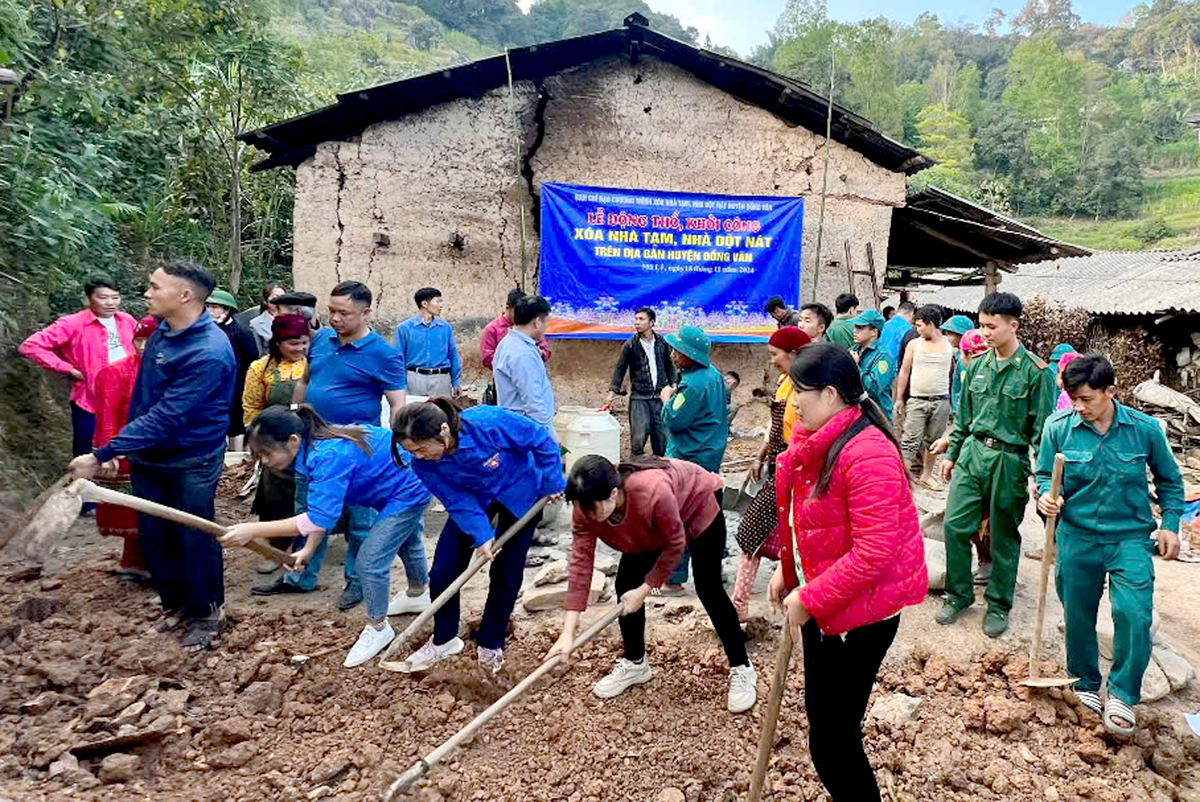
[71,261,236,649]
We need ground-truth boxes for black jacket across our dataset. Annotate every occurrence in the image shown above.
[220,317,260,436]
[611,332,677,400]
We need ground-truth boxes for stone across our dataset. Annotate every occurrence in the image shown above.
[99,753,139,784]
[12,596,62,622]
[209,741,259,769]
[869,692,924,726]
[1140,659,1171,703]
[40,578,63,591]
[208,717,253,746]
[982,696,1025,734]
[533,559,570,587]
[307,785,334,800]
[522,570,604,612]
[350,743,383,769]
[656,790,686,802]
[923,538,946,591]
[239,681,282,715]
[158,688,190,715]
[1150,644,1194,692]
[112,700,147,728]
[311,755,350,785]
[48,752,79,777]
[86,675,154,719]
[594,555,618,576]
[21,691,63,715]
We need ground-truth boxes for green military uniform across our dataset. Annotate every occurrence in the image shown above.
[942,344,1054,618]
[826,315,856,350]
[1036,402,1184,707]
[854,341,895,420]
[662,362,728,473]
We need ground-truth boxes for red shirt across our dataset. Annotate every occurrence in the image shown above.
[566,459,723,611]
[19,309,137,413]
[480,315,550,369]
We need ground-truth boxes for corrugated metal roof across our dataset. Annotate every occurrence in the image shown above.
[914,249,1200,316]
[241,15,931,175]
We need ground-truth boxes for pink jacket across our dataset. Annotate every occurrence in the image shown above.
[775,406,926,635]
[19,309,138,413]
[480,315,551,369]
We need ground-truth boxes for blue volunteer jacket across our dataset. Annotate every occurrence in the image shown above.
[94,310,235,468]
[411,406,565,547]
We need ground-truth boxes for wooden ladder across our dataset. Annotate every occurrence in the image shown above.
[844,240,882,308]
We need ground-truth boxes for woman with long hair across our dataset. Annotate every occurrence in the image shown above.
[392,398,565,674]
[731,325,811,622]
[768,343,926,801]
[550,455,757,712]
[221,404,431,668]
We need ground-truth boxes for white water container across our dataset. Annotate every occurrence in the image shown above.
[555,406,621,474]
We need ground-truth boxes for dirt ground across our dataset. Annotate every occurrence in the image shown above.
[2,440,1200,802]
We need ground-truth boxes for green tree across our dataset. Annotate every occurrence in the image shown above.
[951,61,983,124]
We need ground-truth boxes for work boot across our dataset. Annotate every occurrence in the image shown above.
[935,599,970,625]
[983,608,1009,638]
[727,664,758,713]
[593,657,652,698]
[338,579,364,611]
[344,622,395,667]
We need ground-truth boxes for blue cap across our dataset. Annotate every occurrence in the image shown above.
[1050,343,1076,363]
[851,309,886,330]
[940,315,973,336]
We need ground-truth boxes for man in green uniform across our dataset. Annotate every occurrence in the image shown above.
[850,308,895,420]
[660,325,728,591]
[1036,354,1182,736]
[932,292,1053,637]
[825,293,859,350]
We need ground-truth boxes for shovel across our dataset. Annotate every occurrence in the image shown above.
[381,604,623,800]
[747,618,794,802]
[378,496,551,670]
[1021,453,1076,689]
[12,477,298,569]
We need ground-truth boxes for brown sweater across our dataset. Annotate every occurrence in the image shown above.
[566,459,724,611]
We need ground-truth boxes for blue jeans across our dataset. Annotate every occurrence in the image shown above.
[430,501,540,650]
[286,475,426,592]
[357,502,430,621]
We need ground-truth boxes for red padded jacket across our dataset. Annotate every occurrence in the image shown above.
[775,405,927,635]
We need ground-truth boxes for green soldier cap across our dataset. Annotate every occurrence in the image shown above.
[663,325,712,368]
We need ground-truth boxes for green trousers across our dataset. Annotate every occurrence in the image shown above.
[1055,530,1155,706]
[943,440,1028,613]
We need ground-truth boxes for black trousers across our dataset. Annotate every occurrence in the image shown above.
[131,449,225,619]
[70,402,95,457]
[801,615,900,802]
[629,397,666,457]
[614,494,746,667]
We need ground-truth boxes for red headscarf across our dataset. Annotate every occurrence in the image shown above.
[272,313,309,341]
[768,326,812,353]
[960,329,989,357]
[134,315,158,339]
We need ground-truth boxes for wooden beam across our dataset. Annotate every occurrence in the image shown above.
[907,218,1001,265]
[885,276,986,287]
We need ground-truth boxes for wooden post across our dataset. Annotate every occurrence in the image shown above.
[983,261,1000,295]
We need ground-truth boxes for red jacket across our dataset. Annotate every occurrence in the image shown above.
[775,406,926,635]
[19,309,137,413]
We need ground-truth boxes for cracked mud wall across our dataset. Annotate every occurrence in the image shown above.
[291,54,907,404]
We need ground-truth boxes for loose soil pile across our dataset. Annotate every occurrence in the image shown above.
[1,559,1197,802]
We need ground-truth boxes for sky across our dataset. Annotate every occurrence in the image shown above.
[626,0,1138,56]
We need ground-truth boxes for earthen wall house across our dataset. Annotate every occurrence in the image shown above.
[252,23,925,409]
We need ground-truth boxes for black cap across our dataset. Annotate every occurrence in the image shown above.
[274,291,317,308]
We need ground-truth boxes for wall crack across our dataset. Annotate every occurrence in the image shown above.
[331,146,347,284]
[521,84,551,236]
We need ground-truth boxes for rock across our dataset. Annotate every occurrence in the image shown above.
[434,693,456,713]
[923,539,946,591]
[112,700,147,728]
[311,755,350,784]
[98,753,139,784]
[208,717,252,746]
[48,752,79,777]
[522,570,604,612]
[158,688,190,715]
[21,691,63,715]
[657,790,686,802]
[350,743,382,769]
[239,681,282,715]
[533,559,570,586]
[1151,644,1194,692]
[12,596,62,622]
[869,692,924,726]
[307,785,334,800]
[1075,737,1110,765]
[40,578,63,591]
[594,555,618,576]
[86,675,154,719]
[982,696,1026,734]
[209,741,259,769]
[1141,659,1171,703]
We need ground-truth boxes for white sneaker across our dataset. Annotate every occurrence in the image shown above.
[344,622,396,667]
[387,589,431,616]
[395,636,464,673]
[728,664,757,713]
[593,658,653,699]
[478,645,504,674]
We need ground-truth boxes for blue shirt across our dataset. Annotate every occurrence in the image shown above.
[95,310,235,468]
[493,329,556,433]
[295,426,430,530]
[306,328,405,425]
[879,316,913,362]
[394,316,461,387]
[411,406,565,547]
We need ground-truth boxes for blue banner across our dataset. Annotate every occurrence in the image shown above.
[538,182,804,342]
